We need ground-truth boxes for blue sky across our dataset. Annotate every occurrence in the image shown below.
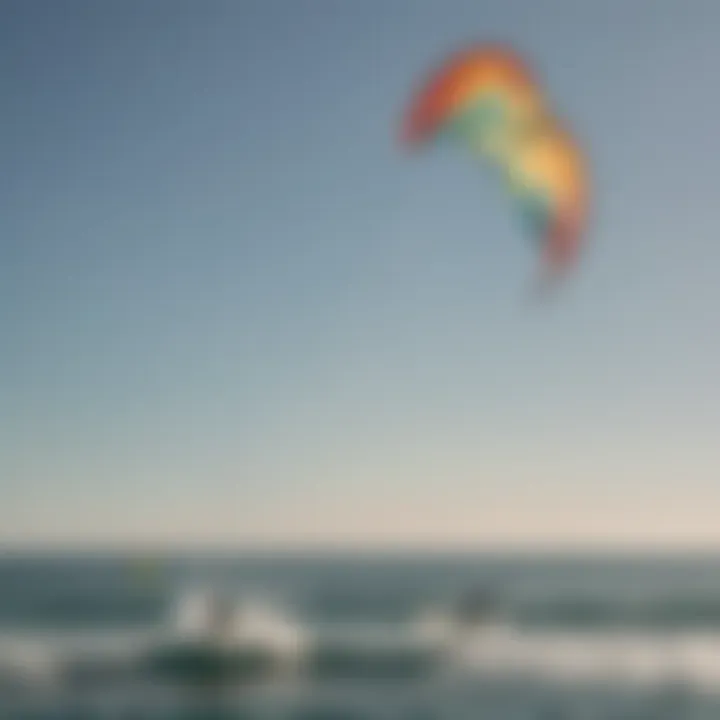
[3,0,719,547]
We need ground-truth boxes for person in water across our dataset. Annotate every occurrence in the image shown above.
[453,589,499,627]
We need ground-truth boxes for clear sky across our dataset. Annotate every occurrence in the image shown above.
[3,0,719,548]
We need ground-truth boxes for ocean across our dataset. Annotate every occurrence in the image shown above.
[1,552,720,718]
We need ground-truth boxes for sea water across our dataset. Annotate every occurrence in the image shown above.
[1,552,720,718]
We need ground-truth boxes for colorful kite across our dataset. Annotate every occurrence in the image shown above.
[401,43,588,288]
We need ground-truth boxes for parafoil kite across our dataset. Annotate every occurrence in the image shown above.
[401,44,588,288]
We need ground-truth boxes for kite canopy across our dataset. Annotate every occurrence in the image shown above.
[401,44,545,147]
[401,43,588,283]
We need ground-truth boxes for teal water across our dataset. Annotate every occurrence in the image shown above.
[1,552,720,717]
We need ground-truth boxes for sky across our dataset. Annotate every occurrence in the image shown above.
[2,0,720,549]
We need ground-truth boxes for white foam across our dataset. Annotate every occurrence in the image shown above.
[2,618,720,694]
[226,600,308,659]
[449,626,720,692]
[167,587,309,661]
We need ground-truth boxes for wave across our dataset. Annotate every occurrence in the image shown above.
[6,588,720,632]
[0,588,165,629]
[449,625,720,692]
[4,553,720,633]
[514,595,720,630]
[305,591,720,631]
[2,622,720,696]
